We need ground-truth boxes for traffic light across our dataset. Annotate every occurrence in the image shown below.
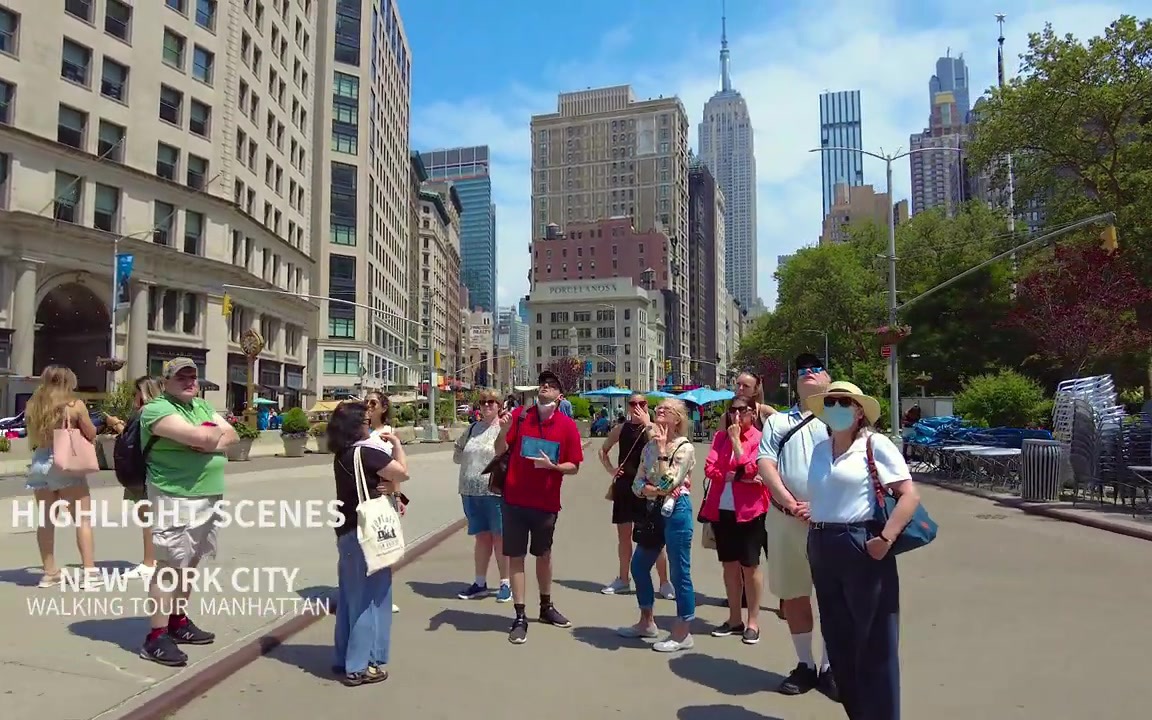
[664,359,672,373]
[221,293,233,317]
[1100,225,1119,253]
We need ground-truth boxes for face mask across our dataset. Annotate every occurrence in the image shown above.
[822,405,858,432]
[536,398,556,411]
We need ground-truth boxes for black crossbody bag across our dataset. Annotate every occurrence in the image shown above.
[633,439,691,549]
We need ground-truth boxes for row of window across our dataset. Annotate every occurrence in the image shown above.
[227,304,303,358]
[229,231,305,293]
[63,0,133,42]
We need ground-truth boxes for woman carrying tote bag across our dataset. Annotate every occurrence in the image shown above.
[24,365,99,588]
[327,401,410,687]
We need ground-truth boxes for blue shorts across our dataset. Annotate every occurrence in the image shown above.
[26,448,87,492]
[461,494,502,536]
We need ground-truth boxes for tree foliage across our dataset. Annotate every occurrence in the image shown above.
[954,369,1048,428]
[1007,245,1152,373]
[545,357,584,395]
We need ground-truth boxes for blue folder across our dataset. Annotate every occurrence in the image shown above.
[520,436,560,464]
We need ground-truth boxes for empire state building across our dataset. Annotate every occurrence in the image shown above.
[697,8,759,310]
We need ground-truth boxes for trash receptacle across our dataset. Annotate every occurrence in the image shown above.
[1020,439,1066,501]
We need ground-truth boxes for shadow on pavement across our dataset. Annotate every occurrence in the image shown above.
[69,616,149,653]
[266,642,337,681]
[555,578,611,595]
[295,584,338,603]
[426,608,508,634]
[570,614,683,651]
[0,565,44,587]
[667,653,783,696]
[406,580,463,599]
[678,705,783,720]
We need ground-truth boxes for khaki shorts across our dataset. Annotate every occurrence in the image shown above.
[765,504,813,601]
[148,486,223,568]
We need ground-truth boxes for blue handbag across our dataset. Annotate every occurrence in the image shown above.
[866,436,938,554]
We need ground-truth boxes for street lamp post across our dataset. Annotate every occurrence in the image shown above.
[808,144,963,433]
[802,329,829,370]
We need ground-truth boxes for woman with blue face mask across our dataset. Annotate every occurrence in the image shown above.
[803,381,922,720]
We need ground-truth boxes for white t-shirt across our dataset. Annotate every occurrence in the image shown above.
[757,406,829,502]
[364,425,395,456]
[807,432,911,524]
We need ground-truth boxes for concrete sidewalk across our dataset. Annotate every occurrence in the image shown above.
[168,467,1152,719]
[0,448,462,720]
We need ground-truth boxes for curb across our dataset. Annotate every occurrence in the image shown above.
[916,476,1152,543]
[110,517,467,720]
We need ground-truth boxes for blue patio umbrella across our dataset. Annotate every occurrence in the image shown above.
[646,390,677,398]
[677,388,734,406]
[580,386,633,398]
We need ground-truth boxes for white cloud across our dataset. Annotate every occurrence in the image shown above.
[411,0,1139,310]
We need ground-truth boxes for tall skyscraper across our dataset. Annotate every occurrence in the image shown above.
[313,0,414,396]
[530,85,692,380]
[818,90,864,218]
[421,146,497,312]
[909,90,969,217]
[688,161,726,388]
[698,10,758,311]
[930,52,971,122]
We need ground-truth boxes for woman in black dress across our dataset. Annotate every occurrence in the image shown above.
[597,393,673,598]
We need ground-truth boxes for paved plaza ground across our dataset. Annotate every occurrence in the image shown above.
[2,445,1149,719]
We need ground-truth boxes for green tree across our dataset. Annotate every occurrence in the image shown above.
[954,370,1048,428]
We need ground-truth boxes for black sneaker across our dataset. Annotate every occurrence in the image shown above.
[169,618,215,645]
[342,664,388,686]
[539,604,571,628]
[457,582,489,600]
[508,616,529,644]
[778,663,819,695]
[818,668,840,701]
[140,632,188,667]
[741,626,761,645]
[710,621,745,637]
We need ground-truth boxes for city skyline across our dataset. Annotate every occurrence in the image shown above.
[405,0,1127,309]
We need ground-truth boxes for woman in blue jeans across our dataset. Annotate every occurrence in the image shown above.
[617,399,697,652]
[327,401,410,686]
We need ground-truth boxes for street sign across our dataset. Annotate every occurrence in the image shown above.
[881,345,892,358]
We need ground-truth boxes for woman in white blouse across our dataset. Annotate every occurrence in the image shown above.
[804,381,921,720]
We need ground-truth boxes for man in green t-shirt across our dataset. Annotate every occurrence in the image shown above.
[139,357,238,667]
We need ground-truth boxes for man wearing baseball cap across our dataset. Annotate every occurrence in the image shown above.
[139,358,238,667]
[494,369,583,644]
[756,352,838,699]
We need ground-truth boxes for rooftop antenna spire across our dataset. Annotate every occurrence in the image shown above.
[720,0,732,92]
[996,13,1007,87]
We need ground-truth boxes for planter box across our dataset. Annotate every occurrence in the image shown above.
[282,435,307,458]
[227,438,254,462]
[96,435,117,470]
[311,437,331,454]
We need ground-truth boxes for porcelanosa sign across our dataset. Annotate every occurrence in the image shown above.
[547,281,621,295]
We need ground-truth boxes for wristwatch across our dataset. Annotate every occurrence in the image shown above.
[878,533,892,544]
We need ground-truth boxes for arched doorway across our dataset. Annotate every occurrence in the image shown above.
[34,282,110,392]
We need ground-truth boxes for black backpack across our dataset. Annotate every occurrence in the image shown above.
[114,414,159,488]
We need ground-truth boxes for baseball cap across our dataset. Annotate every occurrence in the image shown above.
[794,352,823,370]
[163,357,198,378]
[538,370,562,392]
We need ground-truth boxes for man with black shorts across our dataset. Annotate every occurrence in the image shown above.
[494,370,583,644]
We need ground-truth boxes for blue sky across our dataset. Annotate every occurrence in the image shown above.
[402,0,1143,310]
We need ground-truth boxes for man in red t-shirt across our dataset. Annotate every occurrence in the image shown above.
[494,370,583,645]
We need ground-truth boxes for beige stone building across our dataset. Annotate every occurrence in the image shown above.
[0,0,320,415]
[525,278,666,392]
[819,183,909,245]
[416,179,462,387]
[529,85,691,382]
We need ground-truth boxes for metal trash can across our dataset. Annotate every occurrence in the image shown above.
[1020,439,1066,501]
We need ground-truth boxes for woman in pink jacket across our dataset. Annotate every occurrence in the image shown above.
[699,398,769,644]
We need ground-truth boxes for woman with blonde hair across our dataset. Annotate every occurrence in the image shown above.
[25,365,98,587]
[617,398,697,653]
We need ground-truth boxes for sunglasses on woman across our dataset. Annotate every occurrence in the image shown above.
[731,405,753,413]
[823,396,856,408]
[628,400,647,407]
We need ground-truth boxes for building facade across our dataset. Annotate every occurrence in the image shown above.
[909,90,968,217]
[416,180,462,388]
[687,162,726,388]
[819,183,909,244]
[529,85,691,384]
[421,145,496,312]
[311,0,414,399]
[496,306,529,388]
[0,0,318,415]
[818,90,864,219]
[465,308,492,388]
[530,219,670,290]
[697,16,758,311]
[525,278,665,392]
[930,53,971,123]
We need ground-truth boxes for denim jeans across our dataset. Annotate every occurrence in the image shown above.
[334,530,394,673]
[808,524,901,720]
[630,494,695,621]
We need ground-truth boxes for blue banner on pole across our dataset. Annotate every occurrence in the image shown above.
[584,360,593,375]
[115,253,134,308]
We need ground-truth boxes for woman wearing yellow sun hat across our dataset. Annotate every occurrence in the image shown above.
[803,381,922,719]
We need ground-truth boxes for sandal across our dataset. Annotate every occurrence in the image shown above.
[342,664,388,686]
[37,572,61,588]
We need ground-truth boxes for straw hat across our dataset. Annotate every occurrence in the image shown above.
[805,380,882,424]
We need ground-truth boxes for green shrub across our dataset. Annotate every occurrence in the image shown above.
[954,370,1047,428]
[280,407,310,436]
[308,421,327,438]
[231,421,260,440]
[97,380,137,434]
[569,396,591,419]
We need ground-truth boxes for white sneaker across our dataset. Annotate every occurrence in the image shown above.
[659,582,676,600]
[616,623,659,639]
[601,578,630,595]
[392,604,399,613]
[123,563,155,579]
[652,634,694,653]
